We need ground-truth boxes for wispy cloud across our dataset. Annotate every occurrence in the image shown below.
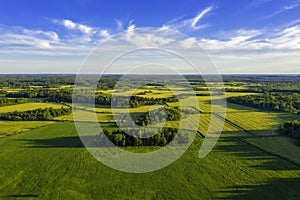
[115,19,123,31]
[198,25,300,56]
[114,19,136,32]
[164,6,214,31]
[0,20,111,57]
[196,26,300,73]
[191,6,214,30]
[264,0,300,19]
[246,0,272,9]
[0,27,61,49]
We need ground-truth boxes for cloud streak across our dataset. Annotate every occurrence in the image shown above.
[0,27,61,49]
[264,0,300,18]
[199,25,300,53]
[165,6,214,31]
[246,0,272,9]
[191,6,214,30]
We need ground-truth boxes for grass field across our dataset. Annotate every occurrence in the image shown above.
[0,122,299,199]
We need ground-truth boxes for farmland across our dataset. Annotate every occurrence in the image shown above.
[0,102,67,113]
[0,75,299,199]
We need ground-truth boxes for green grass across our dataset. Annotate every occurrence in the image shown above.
[244,136,300,165]
[0,122,299,199]
[0,102,67,113]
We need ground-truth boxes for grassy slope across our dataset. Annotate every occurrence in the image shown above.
[0,122,299,200]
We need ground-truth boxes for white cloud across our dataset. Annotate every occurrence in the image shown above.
[99,29,110,37]
[191,6,214,30]
[0,28,61,49]
[0,9,299,74]
[78,24,93,34]
[198,29,263,51]
[165,6,214,31]
[198,26,300,53]
[55,19,94,34]
[23,29,59,41]
[127,24,135,32]
[179,37,198,48]
[62,19,76,29]
[196,25,300,73]
[265,0,300,18]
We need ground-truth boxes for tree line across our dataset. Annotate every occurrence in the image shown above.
[6,89,178,108]
[0,75,120,89]
[0,75,75,88]
[121,95,178,108]
[6,89,112,105]
[0,106,72,121]
[227,92,300,113]
[96,127,189,147]
[0,98,27,107]
[279,120,300,142]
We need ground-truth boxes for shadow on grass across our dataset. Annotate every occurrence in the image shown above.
[213,138,300,199]
[216,178,300,200]
[214,138,300,170]
[15,136,92,148]
[221,130,279,138]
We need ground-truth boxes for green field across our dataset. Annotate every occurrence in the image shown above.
[0,122,299,199]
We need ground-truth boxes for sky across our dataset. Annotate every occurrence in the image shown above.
[0,0,299,74]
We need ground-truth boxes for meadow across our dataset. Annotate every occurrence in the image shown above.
[0,123,299,199]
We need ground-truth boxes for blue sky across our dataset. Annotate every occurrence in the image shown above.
[0,0,299,73]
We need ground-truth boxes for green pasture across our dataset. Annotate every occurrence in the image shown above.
[0,122,299,199]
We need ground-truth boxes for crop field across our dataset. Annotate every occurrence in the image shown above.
[0,121,55,137]
[0,102,67,113]
[0,75,299,199]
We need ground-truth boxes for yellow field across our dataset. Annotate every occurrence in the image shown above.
[55,110,115,122]
[57,105,162,122]
[0,121,55,136]
[225,110,280,134]
[0,102,67,113]
[59,85,73,89]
